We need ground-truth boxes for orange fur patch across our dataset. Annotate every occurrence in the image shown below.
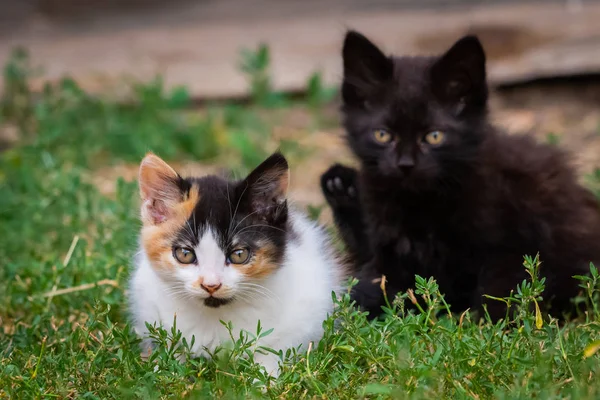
[236,243,280,279]
[141,183,199,271]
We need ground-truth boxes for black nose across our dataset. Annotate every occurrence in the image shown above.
[397,155,415,174]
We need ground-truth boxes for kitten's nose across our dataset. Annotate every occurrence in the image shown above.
[201,283,222,294]
[396,155,415,174]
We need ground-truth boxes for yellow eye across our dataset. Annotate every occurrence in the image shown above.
[424,131,445,145]
[228,248,251,265]
[373,129,393,144]
[173,247,196,264]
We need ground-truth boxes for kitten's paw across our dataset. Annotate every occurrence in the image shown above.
[255,353,281,378]
[320,164,360,210]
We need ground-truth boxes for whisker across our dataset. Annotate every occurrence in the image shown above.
[230,209,263,237]
[226,183,233,226]
[237,282,280,302]
[229,230,273,240]
[163,284,200,302]
[235,224,287,236]
[233,292,259,305]
[228,182,249,236]
[234,288,266,303]
[192,208,198,239]
[185,220,196,242]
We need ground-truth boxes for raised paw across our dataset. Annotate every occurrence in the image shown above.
[320,164,360,210]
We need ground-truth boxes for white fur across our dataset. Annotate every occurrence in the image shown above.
[129,210,344,376]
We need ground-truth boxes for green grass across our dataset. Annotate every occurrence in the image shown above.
[1,49,600,399]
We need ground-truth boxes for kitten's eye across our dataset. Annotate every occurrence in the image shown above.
[373,129,393,144]
[228,248,251,265]
[173,247,196,264]
[424,130,445,145]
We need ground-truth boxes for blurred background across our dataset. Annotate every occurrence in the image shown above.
[3,3,600,395]
[1,0,599,211]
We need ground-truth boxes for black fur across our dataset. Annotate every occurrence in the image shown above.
[322,31,600,320]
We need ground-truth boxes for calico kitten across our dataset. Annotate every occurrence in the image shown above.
[130,152,344,376]
[321,30,600,320]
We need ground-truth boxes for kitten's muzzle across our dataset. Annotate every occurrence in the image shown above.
[396,154,415,171]
[204,296,232,308]
[396,155,415,177]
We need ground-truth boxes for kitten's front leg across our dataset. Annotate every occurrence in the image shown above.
[351,235,427,319]
[321,164,372,268]
[254,352,281,378]
[474,255,529,321]
[351,265,387,319]
[351,259,405,320]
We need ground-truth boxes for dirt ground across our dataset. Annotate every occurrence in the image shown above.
[91,77,600,226]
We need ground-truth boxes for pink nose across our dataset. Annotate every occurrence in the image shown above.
[201,283,222,294]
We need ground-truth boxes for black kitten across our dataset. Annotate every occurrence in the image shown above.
[321,31,600,320]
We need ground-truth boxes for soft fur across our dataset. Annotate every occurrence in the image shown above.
[321,30,600,320]
[130,152,344,376]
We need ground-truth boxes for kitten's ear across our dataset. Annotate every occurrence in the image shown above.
[431,35,487,113]
[139,153,186,225]
[342,30,393,107]
[241,152,289,215]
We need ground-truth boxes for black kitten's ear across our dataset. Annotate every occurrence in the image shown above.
[342,30,393,107]
[431,35,487,113]
[139,153,187,225]
[242,152,289,214]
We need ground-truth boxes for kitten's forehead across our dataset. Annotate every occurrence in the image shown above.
[392,56,435,97]
[381,56,439,126]
[174,175,235,245]
[193,175,234,222]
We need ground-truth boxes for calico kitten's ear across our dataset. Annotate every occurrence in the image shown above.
[139,153,187,225]
[241,152,289,218]
[342,30,393,107]
[431,35,487,113]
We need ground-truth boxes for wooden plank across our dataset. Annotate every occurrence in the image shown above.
[0,2,599,99]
